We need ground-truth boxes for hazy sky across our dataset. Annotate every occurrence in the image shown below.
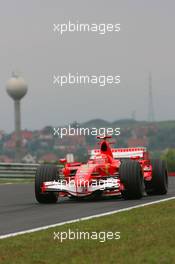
[0,0,174,132]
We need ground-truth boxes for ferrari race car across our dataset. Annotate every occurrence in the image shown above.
[35,136,168,203]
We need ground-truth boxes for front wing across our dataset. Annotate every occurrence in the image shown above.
[42,178,120,197]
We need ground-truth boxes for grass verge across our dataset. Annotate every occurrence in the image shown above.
[0,200,175,264]
[0,179,34,184]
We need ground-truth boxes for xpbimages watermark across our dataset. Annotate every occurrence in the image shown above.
[53,125,121,138]
[53,229,121,243]
[46,177,120,191]
[53,73,120,87]
[53,21,121,36]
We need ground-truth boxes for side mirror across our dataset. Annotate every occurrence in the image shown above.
[59,158,67,164]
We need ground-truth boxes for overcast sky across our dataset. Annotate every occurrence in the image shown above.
[0,0,174,132]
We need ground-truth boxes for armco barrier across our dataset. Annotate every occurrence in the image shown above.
[0,163,62,179]
[0,163,39,179]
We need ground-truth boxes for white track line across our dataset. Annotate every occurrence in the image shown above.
[0,196,175,240]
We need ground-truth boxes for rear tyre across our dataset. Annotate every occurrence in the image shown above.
[119,160,144,199]
[145,159,168,195]
[35,165,59,203]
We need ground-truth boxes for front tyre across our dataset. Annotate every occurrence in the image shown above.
[35,165,59,203]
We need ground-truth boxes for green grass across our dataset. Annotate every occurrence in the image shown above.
[0,179,34,184]
[0,200,175,264]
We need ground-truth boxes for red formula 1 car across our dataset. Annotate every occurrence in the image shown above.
[35,136,168,203]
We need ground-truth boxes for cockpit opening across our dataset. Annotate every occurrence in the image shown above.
[101,141,108,152]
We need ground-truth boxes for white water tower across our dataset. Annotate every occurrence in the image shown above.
[6,73,28,162]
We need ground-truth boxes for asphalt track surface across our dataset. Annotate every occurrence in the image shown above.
[0,177,174,236]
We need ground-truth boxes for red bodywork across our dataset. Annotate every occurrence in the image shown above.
[54,136,153,197]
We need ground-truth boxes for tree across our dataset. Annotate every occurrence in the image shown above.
[161,149,175,172]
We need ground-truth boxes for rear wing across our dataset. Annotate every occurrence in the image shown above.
[90,147,147,159]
